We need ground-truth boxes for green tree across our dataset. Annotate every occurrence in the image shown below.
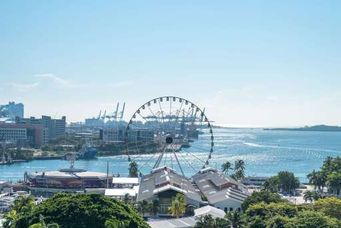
[303,190,314,203]
[263,176,279,193]
[3,210,18,228]
[221,161,232,175]
[128,161,138,177]
[314,197,341,220]
[14,193,149,228]
[137,200,149,217]
[248,216,265,228]
[234,159,245,181]
[195,215,230,228]
[321,156,335,173]
[326,172,341,195]
[12,195,35,214]
[277,171,300,195]
[3,195,35,228]
[265,215,289,228]
[307,170,326,191]
[149,199,160,216]
[245,202,297,219]
[286,210,340,227]
[311,190,322,201]
[123,193,130,204]
[241,190,285,211]
[225,211,244,228]
[28,215,60,228]
[104,219,128,228]
[168,193,186,218]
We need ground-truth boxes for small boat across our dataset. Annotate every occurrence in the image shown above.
[77,145,97,160]
[64,142,97,160]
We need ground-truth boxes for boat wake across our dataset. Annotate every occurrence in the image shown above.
[243,142,340,154]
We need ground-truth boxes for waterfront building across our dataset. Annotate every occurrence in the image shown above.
[0,123,47,147]
[0,102,24,121]
[136,166,249,216]
[242,176,270,186]
[105,177,139,200]
[192,168,249,212]
[16,115,66,141]
[137,167,203,216]
[24,168,111,196]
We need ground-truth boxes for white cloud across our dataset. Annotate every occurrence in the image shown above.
[34,73,85,88]
[6,82,40,92]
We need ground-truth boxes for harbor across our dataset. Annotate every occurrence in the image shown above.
[1,127,340,183]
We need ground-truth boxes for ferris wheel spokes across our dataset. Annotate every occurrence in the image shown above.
[125,96,214,177]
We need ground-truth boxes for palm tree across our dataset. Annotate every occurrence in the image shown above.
[234,159,245,181]
[327,172,341,196]
[123,193,130,204]
[263,176,279,193]
[234,159,245,171]
[129,161,138,177]
[322,156,334,172]
[221,161,232,175]
[307,170,318,190]
[226,211,244,228]
[168,194,186,218]
[149,199,160,216]
[307,170,326,191]
[303,191,314,203]
[137,200,149,217]
[312,191,322,201]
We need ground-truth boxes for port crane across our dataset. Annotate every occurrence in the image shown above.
[101,102,125,122]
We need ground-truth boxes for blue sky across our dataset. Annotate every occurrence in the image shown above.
[0,1,340,127]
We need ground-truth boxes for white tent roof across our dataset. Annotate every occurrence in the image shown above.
[105,188,138,197]
[194,205,226,218]
[148,217,196,228]
[112,177,139,184]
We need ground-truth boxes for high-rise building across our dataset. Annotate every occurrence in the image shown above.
[0,102,24,120]
[16,116,66,141]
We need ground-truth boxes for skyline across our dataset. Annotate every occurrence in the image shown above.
[1,1,341,127]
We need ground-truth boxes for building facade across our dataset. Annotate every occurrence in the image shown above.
[192,168,249,212]
[0,123,47,147]
[16,116,66,141]
[137,167,203,216]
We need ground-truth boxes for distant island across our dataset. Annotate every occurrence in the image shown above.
[265,125,341,132]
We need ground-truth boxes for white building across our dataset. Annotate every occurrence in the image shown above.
[105,177,139,200]
[192,168,249,212]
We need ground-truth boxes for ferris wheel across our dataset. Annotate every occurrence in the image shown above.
[125,96,214,177]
